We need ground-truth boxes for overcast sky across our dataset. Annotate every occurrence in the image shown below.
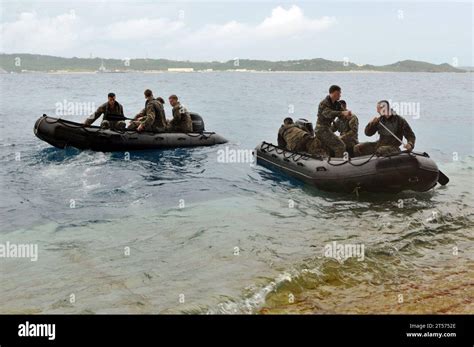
[0,1,472,65]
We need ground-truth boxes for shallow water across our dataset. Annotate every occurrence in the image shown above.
[0,72,472,313]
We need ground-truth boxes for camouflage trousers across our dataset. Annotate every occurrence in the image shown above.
[168,118,193,133]
[341,138,358,157]
[167,123,192,133]
[315,127,345,157]
[353,141,400,157]
[127,121,151,132]
[289,134,312,152]
[305,137,328,157]
[101,120,126,130]
[127,121,165,133]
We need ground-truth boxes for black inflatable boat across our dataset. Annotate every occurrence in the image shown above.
[255,141,444,193]
[34,114,227,152]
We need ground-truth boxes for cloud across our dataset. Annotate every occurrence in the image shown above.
[0,6,336,59]
[256,6,336,38]
[104,18,185,40]
[179,6,335,45]
[164,6,336,59]
[0,11,83,54]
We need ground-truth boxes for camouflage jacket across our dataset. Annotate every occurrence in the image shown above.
[137,97,166,129]
[170,102,193,132]
[86,101,123,125]
[278,124,310,151]
[331,114,359,145]
[316,95,343,129]
[365,113,416,149]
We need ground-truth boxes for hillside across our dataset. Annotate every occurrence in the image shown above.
[0,54,464,73]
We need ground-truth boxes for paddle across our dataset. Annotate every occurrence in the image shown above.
[378,119,449,186]
[103,114,135,121]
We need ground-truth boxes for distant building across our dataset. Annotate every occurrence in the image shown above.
[167,68,194,72]
[98,60,108,73]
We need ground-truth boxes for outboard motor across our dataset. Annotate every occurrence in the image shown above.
[295,118,314,136]
[190,112,205,133]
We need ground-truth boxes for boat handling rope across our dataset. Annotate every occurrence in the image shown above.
[41,115,215,138]
[260,141,378,167]
[260,142,316,162]
[259,141,431,168]
[326,153,377,167]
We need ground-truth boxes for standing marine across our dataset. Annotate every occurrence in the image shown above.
[84,92,125,130]
[315,85,352,157]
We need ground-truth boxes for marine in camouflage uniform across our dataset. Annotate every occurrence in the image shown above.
[305,136,327,157]
[278,119,327,156]
[354,109,416,157]
[315,95,347,158]
[167,95,193,133]
[84,94,125,130]
[128,91,166,132]
[331,114,359,157]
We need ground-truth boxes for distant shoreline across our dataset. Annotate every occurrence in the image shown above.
[0,53,466,73]
[1,70,468,75]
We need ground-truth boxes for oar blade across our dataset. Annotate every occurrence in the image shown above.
[438,170,449,186]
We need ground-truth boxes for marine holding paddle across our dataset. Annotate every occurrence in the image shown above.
[354,100,416,157]
[83,92,126,130]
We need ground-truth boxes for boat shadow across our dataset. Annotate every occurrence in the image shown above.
[34,146,215,185]
[255,165,436,203]
[110,147,213,182]
[35,146,207,166]
[34,146,83,163]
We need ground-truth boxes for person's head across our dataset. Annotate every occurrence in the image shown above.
[168,94,179,107]
[339,100,347,111]
[377,100,391,117]
[329,85,341,101]
[107,92,116,104]
[144,89,153,99]
[156,97,165,104]
[283,117,294,125]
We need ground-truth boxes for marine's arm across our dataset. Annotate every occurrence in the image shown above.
[320,103,343,121]
[139,103,156,128]
[172,106,182,122]
[277,127,287,148]
[402,118,416,150]
[365,117,379,137]
[84,104,105,126]
[134,108,145,121]
[341,116,359,140]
